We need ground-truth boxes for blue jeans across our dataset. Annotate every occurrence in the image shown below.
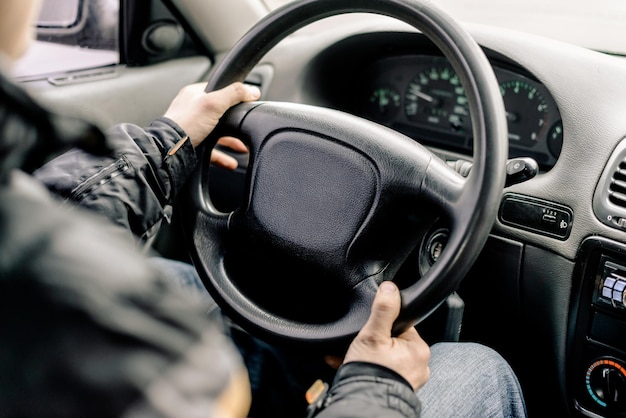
[421,342,526,417]
[150,258,527,417]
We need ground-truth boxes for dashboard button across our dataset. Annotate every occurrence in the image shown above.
[499,193,573,239]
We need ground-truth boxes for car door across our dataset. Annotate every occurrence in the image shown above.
[14,0,266,136]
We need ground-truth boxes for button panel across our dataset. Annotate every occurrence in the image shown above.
[499,193,573,240]
[598,260,626,311]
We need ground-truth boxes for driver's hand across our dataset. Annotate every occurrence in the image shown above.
[164,81,260,169]
[211,136,249,170]
[338,281,431,391]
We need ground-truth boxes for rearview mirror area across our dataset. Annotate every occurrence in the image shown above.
[36,0,83,29]
[35,0,118,50]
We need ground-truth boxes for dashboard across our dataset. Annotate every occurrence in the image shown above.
[258,23,626,417]
[343,54,562,170]
[293,31,566,172]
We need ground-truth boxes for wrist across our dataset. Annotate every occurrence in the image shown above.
[335,361,413,390]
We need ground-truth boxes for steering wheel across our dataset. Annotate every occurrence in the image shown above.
[182,0,507,349]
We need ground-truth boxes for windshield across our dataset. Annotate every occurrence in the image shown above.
[264,0,626,56]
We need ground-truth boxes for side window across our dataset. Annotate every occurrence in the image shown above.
[14,0,120,80]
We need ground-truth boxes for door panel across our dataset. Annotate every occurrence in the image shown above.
[21,56,211,129]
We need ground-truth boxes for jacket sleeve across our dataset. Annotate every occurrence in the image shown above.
[0,179,246,417]
[309,362,421,418]
[33,116,196,246]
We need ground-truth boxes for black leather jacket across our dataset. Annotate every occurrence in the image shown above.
[0,72,243,417]
[34,116,196,247]
[0,71,420,417]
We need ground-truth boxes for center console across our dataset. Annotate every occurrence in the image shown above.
[571,237,626,417]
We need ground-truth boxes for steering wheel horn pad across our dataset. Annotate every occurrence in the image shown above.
[245,127,377,273]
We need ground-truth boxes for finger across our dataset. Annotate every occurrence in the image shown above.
[395,322,422,343]
[324,355,343,370]
[210,149,239,170]
[205,82,261,115]
[361,281,401,337]
[216,136,249,153]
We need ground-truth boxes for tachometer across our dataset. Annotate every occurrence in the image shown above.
[404,65,470,134]
[499,79,549,147]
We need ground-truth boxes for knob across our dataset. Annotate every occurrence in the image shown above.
[586,358,626,410]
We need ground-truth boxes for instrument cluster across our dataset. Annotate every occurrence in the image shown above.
[353,55,563,169]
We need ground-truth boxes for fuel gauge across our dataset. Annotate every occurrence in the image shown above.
[367,86,401,121]
[547,120,563,159]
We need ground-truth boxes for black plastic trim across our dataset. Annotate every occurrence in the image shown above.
[499,193,573,240]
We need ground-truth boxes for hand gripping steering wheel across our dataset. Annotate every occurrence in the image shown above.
[182,0,507,349]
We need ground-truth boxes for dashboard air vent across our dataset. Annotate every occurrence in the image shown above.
[609,160,626,208]
[594,139,626,230]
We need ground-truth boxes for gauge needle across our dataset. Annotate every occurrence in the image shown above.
[416,91,434,102]
[408,85,434,102]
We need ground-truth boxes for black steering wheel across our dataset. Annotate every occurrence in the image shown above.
[182,0,507,349]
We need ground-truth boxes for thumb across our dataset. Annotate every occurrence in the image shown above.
[362,281,401,336]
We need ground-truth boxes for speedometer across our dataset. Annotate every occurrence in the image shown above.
[404,65,471,135]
